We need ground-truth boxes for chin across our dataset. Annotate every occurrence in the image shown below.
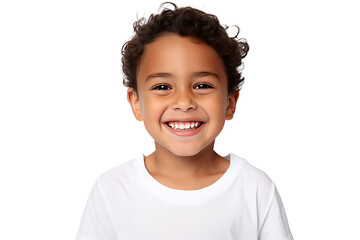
[168,146,204,157]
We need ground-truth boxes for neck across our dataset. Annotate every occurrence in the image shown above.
[149,141,220,179]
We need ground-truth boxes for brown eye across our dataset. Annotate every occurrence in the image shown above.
[194,84,213,89]
[152,85,171,90]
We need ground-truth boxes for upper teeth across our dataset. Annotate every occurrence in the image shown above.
[168,121,201,130]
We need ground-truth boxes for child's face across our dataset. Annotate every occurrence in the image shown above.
[128,33,238,157]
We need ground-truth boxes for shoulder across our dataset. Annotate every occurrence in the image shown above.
[230,154,275,199]
[95,154,142,190]
[231,154,274,185]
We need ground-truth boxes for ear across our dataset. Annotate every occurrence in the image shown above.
[127,88,143,121]
[226,91,239,120]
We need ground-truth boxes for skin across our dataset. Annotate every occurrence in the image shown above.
[127,33,239,190]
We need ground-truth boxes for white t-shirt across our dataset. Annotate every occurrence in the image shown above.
[76,154,293,240]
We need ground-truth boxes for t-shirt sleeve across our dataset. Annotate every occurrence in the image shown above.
[258,181,294,240]
[76,180,117,240]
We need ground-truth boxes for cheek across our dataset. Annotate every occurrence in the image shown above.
[202,94,228,116]
[142,96,166,121]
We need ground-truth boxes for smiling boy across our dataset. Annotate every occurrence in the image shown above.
[128,33,237,188]
[76,3,293,240]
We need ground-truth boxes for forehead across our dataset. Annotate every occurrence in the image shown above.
[137,33,226,82]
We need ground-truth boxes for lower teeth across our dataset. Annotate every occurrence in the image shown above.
[175,128,194,131]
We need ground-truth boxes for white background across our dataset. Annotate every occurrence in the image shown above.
[0,0,359,239]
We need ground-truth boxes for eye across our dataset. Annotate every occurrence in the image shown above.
[194,83,214,89]
[152,84,171,90]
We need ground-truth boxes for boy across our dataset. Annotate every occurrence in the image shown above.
[76,3,293,240]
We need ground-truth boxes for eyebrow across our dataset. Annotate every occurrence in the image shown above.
[145,71,220,81]
[192,71,220,81]
[145,72,172,81]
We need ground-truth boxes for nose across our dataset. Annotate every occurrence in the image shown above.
[171,89,197,112]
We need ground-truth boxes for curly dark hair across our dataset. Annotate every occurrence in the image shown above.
[121,2,249,95]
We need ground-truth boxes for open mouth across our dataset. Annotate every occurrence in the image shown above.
[165,121,204,131]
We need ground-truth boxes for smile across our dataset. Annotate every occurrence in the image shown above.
[166,121,203,131]
[164,121,205,136]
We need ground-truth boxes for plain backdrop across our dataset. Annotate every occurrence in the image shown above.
[0,0,359,239]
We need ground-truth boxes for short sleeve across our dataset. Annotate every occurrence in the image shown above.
[76,180,117,240]
[258,182,294,240]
